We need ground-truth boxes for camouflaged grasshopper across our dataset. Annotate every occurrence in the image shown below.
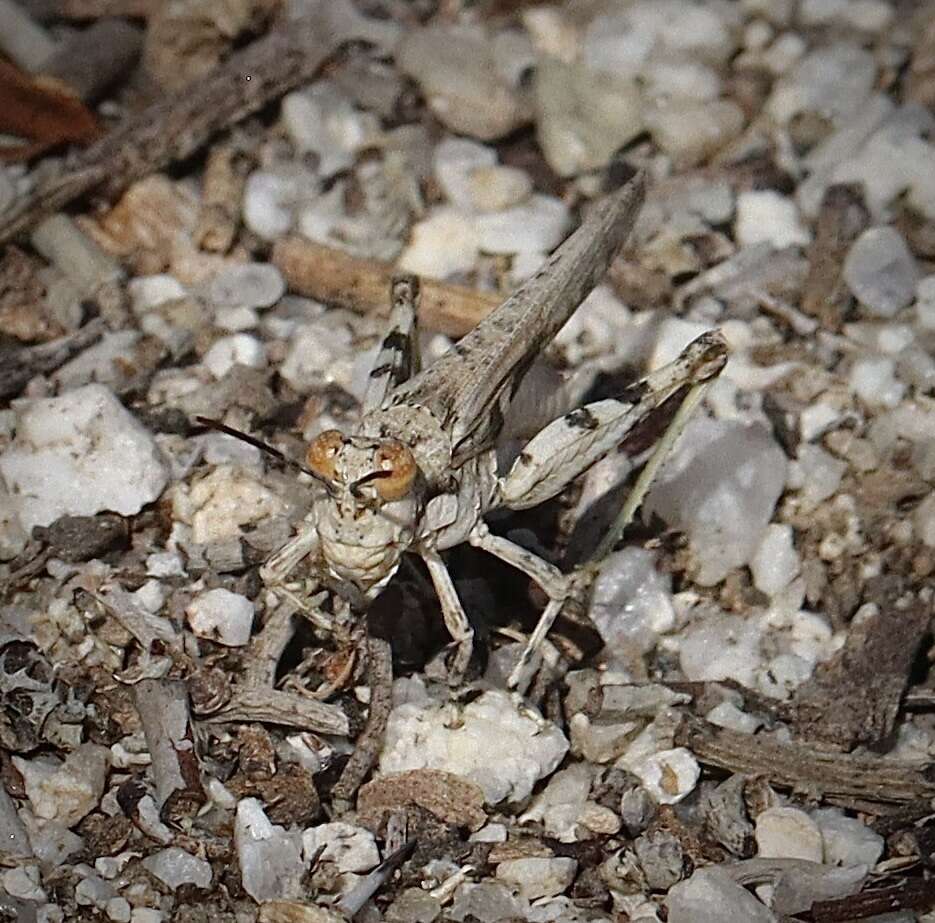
[203,172,727,687]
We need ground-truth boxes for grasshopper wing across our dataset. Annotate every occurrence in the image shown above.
[386,172,647,465]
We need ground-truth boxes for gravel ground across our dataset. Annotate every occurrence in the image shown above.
[2,1,935,921]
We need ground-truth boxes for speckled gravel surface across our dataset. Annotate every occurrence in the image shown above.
[2,1,935,921]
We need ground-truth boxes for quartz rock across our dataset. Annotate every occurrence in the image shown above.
[495,857,577,900]
[755,806,823,861]
[301,822,379,873]
[644,100,745,168]
[667,867,776,923]
[843,227,919,318]
[380,682,568,804]
[644,418,788,585]
[234,798,304,903]
[474,194,570,255]
[534,58,643,176]
[735,191,810,249]
[13,744,110,827]
[433,138,497,210]
[208,263,285,311]
[627,748,700,805]
[141,847,212,890]
[0,385,169,532]
[186,588,254,647]
[396,27,524,140]
[399,207,481,278]
[750,524,800,597]
[589,548,676,655]
[202,334,267,378]
[811,808,884,867]
[448,881,528,923]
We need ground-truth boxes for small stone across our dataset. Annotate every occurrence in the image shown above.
[243,168,314,240]
[850,355,905,408]
[202,334,267,378]
[301,822,379,873]
[635,830,684,890]
[399,208,481,278]
[915,493,935,547]
[679,612,764,687]
[755,806,824,861]
[628,748,700,805]
[380,682,568,804]
[750,524,800,597]
[705,702,763,734]
[142,847,213,890]
[2,865,46,902]
[433,138,497,210]
[0,385,169,532]
[589,547,676,655]
[128,274,187,314]
[106,898,132,923]
[644,418,788,586]
[811,808,884,867]
[279,320,354,394]
[788,444,847,510]
[208,263,285,310]
[474,194,571,255]
[282,82,379,176]
[469,166,532,212]
[735,191,811,249]
[495,857,577,900]
[449,881,527,923]
[843,227,919,317]
[13,744,110,827]
[186,588,254,647]
[385,888,443,923]
[235,798,305,903]
[668,867,775,923]
[396,27,524,140]
[534,59,643,177]
[644,100,745,168]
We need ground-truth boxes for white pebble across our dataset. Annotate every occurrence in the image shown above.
[214,305,259,332]
[282,82,378,176]
[399,207,481,278]
[643,57,722,102]
[668,867,775,923]
[380,681,568,804]
[208,263,285,310]
[915,275,935,329]
[705,701,763,734]
[679,612,764,687]
[735,190,811,249]
[789,443,847,511]
[496,857,577,900]
[302,822,380,874]
[811,808,884,867]
[243,171,299,240]
[849,355,905,408]
[799,400,841,441]
[629,748,700,805]
[757,652,814,698]
[2,865,46,902]
[128,275,187,314]
[589,548,676,654]
[914,493,935,547]
[469,165,533,212]
[202,334,267,379]
[235,799,305,903]
[644,100,745,168]
[0,385,169,532]
[280,321,354,393]
[644,417,788,586]
[474,194,571,255]
[13,744,110,827]
[186,588,254,647]
[844,227,919,318]
[755,806,823,861]
[141,847,213,890]
[433,137,497,210]
[750,524,800,597]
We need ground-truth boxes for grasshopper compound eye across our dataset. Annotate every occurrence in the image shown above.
[371,441,417,501]
[306,429,344,482]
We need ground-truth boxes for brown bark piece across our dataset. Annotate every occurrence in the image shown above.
[790,590,931,751]
[676,714,935,804]
[800,183,869,330]
[273,236,502,338]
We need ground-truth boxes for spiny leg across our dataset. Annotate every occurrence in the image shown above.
[362,274,422,414]
[468,522,582,689]
[420,547,475,686]
[259,526,332,632]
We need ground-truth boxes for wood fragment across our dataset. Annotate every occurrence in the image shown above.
[206,686,350,737]
[273,236,502,338]
[0,3,398,246]
[133,678,206,824]
[331,634,394,808]
[801,183,870,330]
[790,590,931,750]
[810,877,935,921]
[0,317,105,399]
[194,143,251,253]
[676,714,935,803]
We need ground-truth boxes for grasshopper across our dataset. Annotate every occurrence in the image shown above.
[203,172,727,687]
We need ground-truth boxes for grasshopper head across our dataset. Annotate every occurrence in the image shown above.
[305,429,423,596]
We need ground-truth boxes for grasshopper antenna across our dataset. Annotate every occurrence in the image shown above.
[194,416,328,485]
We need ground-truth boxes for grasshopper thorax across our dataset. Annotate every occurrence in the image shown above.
[306,429,424,596]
